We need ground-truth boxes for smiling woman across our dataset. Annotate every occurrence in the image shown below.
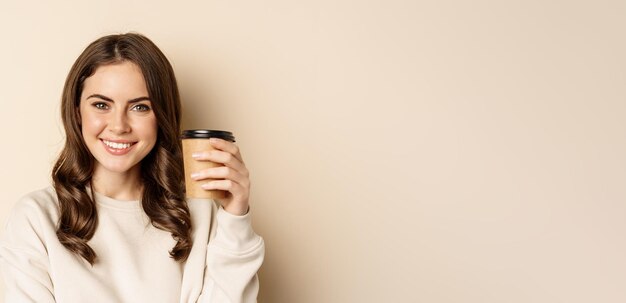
[79,62,157,174]
[0,33,264,303]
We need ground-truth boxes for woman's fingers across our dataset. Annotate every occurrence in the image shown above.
[203,178,250,215]
[192,150,248,176]
[210,138,243,162]
[191,166,250,188]
[200,179,246,196]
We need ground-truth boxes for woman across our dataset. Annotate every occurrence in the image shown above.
[0,33,264,303]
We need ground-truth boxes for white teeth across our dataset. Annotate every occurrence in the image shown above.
[103,140,133,149]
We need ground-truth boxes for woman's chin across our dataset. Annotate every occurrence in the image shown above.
[95,162,141,175]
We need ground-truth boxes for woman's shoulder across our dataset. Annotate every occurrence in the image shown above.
[1,186,60,254]
[9,186,60,223]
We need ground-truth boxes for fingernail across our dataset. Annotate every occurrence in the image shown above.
[192,152,202,158]
[190,172,200,179]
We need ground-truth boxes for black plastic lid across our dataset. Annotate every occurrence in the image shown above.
[181,129,236,142]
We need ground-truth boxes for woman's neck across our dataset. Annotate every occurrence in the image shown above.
[90,165,144,201]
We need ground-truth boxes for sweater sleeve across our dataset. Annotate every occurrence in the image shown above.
[0,197,55,302]
[198,206,265,303]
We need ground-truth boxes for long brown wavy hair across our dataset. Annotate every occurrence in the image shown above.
[52,33,192,266]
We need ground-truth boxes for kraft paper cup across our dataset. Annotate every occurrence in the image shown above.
[181,129,236,199]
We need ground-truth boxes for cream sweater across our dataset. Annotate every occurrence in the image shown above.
[0,187,264,303]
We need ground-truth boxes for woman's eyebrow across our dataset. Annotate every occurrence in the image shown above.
[86,94,150,103]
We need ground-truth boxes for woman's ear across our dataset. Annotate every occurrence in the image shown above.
[75,107,82,126]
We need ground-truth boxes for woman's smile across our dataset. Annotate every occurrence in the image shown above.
[100,139,138,155]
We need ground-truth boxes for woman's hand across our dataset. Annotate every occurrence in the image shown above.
[190,138,250,216]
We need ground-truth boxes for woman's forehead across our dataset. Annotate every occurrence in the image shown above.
[81,61,148,100]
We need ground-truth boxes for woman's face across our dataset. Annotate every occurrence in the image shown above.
[79,61,157,176]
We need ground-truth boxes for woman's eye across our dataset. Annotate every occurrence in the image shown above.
[132,104,151,112]
[93,102,108,110]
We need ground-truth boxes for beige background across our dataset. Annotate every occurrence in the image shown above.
[1,0,625,302]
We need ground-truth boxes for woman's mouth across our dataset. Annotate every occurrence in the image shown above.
[101,139,137,155]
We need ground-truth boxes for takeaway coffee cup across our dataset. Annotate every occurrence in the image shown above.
[181,129,236,199]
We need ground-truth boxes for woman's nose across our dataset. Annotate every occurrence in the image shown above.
[108,111,131,134]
